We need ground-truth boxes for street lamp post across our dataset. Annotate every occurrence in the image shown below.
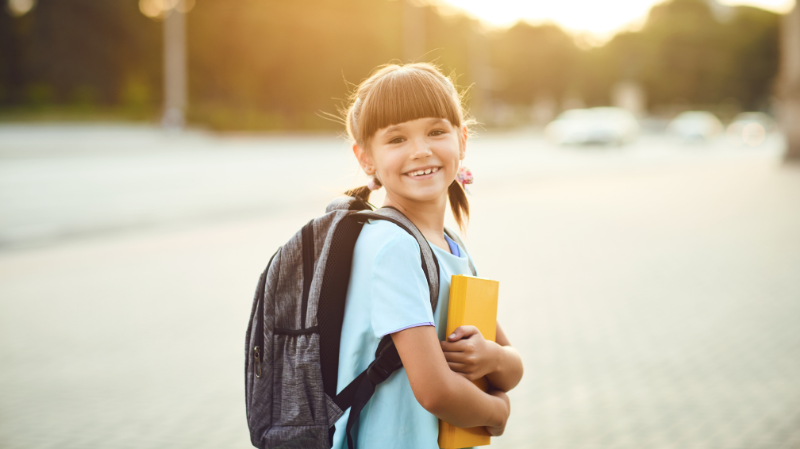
[403,0,425,63]
[162,5,187,130]
[780,3,800,162]
[469,27,490,124]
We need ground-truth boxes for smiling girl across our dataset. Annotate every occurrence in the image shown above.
[332,63,523,449]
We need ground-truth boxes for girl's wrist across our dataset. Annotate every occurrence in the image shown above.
[490,342,506,375]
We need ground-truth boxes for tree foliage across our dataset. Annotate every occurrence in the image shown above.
[0,0,782,129]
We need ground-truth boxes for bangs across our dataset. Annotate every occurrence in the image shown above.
[355,66,462,144]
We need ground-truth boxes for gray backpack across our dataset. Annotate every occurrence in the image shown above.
[244,196,474,449]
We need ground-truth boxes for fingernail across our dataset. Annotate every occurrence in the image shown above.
[449,333,456,339]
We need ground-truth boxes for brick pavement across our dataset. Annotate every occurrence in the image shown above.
[478,163,800,449]
[1,127,798,448]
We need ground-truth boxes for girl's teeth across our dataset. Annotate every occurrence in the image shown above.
[410,167,438,177]
[411,168,439,176]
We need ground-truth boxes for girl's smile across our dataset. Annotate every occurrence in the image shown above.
[404,165,441,179]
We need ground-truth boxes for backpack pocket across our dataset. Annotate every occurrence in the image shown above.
[271,331,325,427]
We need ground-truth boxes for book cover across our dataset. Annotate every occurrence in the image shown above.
[438,275,499,449]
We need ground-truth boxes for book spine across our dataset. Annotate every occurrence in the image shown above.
[446,276,467,337]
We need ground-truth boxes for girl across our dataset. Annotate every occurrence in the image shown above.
[333,63,524,449]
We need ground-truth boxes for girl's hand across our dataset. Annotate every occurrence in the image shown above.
[486,389,510,436]
[440,325,501,381]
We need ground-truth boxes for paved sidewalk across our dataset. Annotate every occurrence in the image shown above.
[1,127,798,448]
[483,162,800,449]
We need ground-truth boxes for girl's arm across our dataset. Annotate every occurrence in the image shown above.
[440,322,524,393]
[392,325,510,434]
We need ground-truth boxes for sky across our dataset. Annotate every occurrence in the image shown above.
[439,0,796,41]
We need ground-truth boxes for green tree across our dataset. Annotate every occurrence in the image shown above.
[489,23,579,105]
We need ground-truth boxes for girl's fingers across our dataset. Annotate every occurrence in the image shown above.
[440,341,465,352]
[443,351,468,363]
[447,362,471,373]
[448,325,480,342]
[440,340,474,353]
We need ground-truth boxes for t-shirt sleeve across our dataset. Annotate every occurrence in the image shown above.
[370,233,435,339]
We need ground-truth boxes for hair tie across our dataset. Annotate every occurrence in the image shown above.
[367,176,382,191]
[456,166,473,194]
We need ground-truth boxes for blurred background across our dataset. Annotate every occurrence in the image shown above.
[1,0,800,448]
[0,0,796,131]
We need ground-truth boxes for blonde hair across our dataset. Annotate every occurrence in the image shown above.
[344,63,471,231]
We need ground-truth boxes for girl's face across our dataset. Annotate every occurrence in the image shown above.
[356,117,466,204]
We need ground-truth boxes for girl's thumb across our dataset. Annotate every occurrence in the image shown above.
[449,325,479,341]
[448,326,467,341]
[448,329,460,341]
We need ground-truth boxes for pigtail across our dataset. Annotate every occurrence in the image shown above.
[345,185,373,202]
[448,179,470,233]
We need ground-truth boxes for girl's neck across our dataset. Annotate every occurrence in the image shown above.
[382,192,449,251]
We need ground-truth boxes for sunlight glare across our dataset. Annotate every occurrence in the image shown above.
[7,0,36,17]
[441,0,653,36]
[718,0,795,12]
[440,0,796,40]
[138,0,194,19]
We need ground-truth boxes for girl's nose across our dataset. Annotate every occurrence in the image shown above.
[410,136,433,158]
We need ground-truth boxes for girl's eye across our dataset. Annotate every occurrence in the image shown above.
[389,137,405,144]
[430,129,446,136]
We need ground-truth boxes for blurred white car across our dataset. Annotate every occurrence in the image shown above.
[726,112,775,147]
[667,111,723,142]
[545,107,639,146]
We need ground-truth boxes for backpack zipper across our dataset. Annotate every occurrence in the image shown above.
[253,347,262,378]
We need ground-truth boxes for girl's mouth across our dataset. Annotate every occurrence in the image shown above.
[405,166,441,180]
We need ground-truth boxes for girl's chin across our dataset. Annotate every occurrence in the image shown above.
[385,178,450,201]
[399,186,448,202]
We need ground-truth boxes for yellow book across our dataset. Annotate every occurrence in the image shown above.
[438,275,499,449]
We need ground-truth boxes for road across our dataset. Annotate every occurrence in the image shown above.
[1,124,798,448]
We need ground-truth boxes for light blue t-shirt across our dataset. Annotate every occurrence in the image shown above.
[331,219,477,449]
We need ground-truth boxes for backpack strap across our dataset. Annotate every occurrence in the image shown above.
[352,207,440,310]
[326,207,441,449]
[444,227,477,276]
[335,336,402,449]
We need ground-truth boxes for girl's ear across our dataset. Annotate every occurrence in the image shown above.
[459,125,468,160]
[352,143,375,174]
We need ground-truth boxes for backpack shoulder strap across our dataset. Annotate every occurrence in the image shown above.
[329,207,442,449]
[444,227,477,276]
[333,335,402,449]
[351,207,440,310]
